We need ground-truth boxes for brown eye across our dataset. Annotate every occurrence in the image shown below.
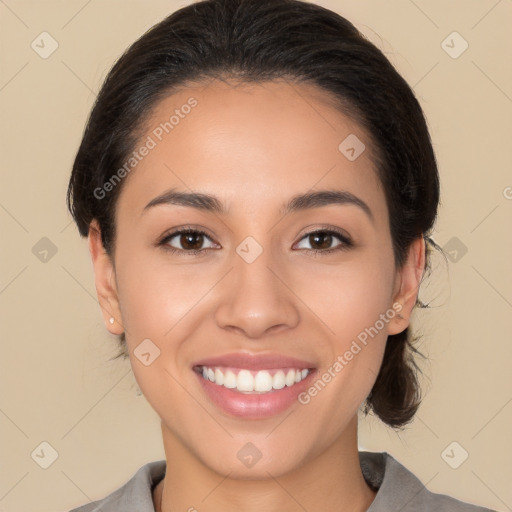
[179,232,205,250]
[309,232,334,250]
[159,228,217,254]
[295,229,352,254]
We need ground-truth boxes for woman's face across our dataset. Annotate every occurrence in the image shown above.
[90,79,421,478]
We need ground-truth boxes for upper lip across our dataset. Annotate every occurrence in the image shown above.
[193,352,316,371]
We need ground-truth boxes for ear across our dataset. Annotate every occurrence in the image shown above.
[387,236,426,335]
[88,219,124,335]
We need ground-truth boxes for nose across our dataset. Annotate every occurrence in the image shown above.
[214,245,300,339]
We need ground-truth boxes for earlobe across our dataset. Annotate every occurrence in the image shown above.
[88,220,124,335]
[388,236,426,335]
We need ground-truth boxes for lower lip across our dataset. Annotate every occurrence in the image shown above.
[194,370,315,419]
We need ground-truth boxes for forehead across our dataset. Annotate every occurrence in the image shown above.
[115,78,386,222]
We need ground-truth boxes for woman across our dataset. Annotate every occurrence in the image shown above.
[66,0,494,510]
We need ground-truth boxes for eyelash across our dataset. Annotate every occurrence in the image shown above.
[157,226,353,256]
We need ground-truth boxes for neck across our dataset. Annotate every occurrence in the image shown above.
[154,417,376,512]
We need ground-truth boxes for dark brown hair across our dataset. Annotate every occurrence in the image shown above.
[67,0,443,428]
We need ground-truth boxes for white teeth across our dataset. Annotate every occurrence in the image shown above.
[214,368,224,386]
[285,369,296,387]
[237,370,254,392]
[254,370,273,392]
[223,370,237,389]
[273,370,285,390]
[198,366,311,393]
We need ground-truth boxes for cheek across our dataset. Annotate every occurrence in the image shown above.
[295,251,396,342]
[293,252,395,409]
[114,248,209,342]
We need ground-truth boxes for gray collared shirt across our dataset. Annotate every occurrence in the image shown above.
[68,451,495,511]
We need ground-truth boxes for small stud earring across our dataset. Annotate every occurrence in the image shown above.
[109,317,115,324]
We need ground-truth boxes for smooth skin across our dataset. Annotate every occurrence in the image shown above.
[88,79,425,512]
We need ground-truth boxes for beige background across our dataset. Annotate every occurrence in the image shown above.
[0,0,511,511]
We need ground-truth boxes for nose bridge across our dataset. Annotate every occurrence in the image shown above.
[236,238,279,294]
[214,237,300,338]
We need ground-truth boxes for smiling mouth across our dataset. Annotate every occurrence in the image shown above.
[193,365,312,394]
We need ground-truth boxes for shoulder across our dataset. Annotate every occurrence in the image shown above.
[360,451,496,512]
[67,459,166,512]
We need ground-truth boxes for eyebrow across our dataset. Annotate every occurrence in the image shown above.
[142,187,374,222]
